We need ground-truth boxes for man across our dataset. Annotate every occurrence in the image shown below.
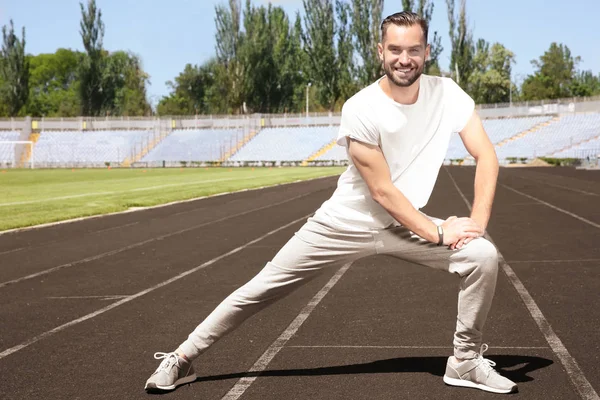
[145,11,517,395]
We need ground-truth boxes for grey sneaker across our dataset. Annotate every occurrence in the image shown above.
[443,344,517,394]
[145,352,196,392]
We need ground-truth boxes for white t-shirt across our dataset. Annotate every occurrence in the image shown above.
[312,74,475,231]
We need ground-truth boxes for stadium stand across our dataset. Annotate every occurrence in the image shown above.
[34,130,152,166]
[483,116,553,144]
[551,135,600,158]
[4,112,598,167]
[314,142,348,161]
[141,129,243,163]
[0,131,20,166]
[229,126,338,161]
[496,114,600,160]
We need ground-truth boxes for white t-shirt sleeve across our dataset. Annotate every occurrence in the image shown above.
[336,101,379,147]
[445,78,475,133]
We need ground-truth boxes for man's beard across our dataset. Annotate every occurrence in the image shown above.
[383,60,424,87]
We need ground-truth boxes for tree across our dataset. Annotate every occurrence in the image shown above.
[240,2,279,113]
[287,13,311,112]
[468,40,514,104]
[27,49,82,117]
[269,6,307,112]
[571,70,600,97]
[102,51,151,116]
[402,0,443,75]
[0,20,29,117]
[214,0,243,113]
[446,0,473,87]
[351,0,383,86]
[302,0,352,111]
[79,0,105,116]
[157,61,219,115]
[521,43,579,100]
[336,0,356,101]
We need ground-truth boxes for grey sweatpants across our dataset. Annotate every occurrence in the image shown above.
[179,216,498,361]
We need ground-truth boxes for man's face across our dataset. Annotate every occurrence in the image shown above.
[378,24,430,87]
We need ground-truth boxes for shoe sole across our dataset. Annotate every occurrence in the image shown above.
[443,375,517,394]
[145,373,197,392]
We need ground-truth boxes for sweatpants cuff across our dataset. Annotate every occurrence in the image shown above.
[178,339,202,361]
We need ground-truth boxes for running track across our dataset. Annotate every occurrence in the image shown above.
[0,166,599,400]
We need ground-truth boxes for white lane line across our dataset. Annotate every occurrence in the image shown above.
[0,247,24,256]
[445,167,600,400]
[287,345,549,350]
[510,202,545,206]
[47,295,129,301]
[92,221,139,234]
[499,183,600,229]
[0,190,316,289]
[221,263,353,400]
[508,259,600,264]
[0,222,140,257]
[0,214,311,361]
[510,173,599,196]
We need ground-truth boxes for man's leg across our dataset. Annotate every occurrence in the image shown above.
[145,218,375,392]
[373,221,517,393]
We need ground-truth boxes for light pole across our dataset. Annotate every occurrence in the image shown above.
[306,82,312,117]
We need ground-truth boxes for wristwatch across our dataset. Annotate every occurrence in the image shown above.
[437,225,444,246]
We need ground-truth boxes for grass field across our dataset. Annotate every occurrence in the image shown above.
[0,167,345,232]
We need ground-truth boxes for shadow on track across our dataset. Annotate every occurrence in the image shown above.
[177,354,552,389]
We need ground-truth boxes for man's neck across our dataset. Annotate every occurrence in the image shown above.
[379,76,421,105]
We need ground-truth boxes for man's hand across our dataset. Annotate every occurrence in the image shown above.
[441,216,484,249]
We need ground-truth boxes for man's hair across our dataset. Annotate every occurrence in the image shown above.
[381,11,428,44]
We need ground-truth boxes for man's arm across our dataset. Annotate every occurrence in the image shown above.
[458,111,499,233]
[347,138,482,245]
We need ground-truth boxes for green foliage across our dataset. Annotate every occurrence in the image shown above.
[336,1,356,102]
[538,157,581,167]
[212,0,244,114]
[241,3,296,112]
[158,63,212,115]
[301,0,339,111]
[0,20,29,116]
[446,0,473,88]
[4,0,600,117]
[102,51,151,116]
[79,0,105,116]
[468,40,514,104]
[26,49,82,117]
[159,1,308,115]
[351,0,382,86]
[77,1,151,116]
[521,43,581,100]
[571,70,600,97]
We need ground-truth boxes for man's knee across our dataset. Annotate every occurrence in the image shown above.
[462,238,498,274]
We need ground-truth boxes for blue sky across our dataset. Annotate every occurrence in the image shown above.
[1,0,598,105]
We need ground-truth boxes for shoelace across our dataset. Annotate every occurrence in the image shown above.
[473,344,497,376]
[153,352,180,373]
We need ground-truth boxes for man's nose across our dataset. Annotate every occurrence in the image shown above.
[399,51,410,64]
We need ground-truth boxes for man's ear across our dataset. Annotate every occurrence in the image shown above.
[377,43,384,62]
